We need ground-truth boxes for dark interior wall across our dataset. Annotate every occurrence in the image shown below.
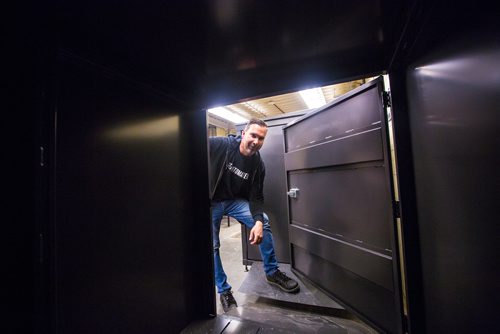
[44,53,212,333]
[7,1,51,333]
[389,2,500,332]
[55,1,207,100]
[406,34,499,333]
[7,31,37,334]
[26,1,214,333]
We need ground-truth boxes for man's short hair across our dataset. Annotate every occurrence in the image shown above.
[244,118,268,131]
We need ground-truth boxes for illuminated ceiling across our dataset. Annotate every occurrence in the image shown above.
[207,77,375,128]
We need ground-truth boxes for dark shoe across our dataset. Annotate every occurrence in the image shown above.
[220,291,237,312]
[266,270,300,293]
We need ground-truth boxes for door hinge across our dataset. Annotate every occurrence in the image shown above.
[382,91,392,108]
[393,200,401,218]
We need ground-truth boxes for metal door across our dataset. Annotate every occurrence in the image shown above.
[283,77,403,333]
[237,112,306,265]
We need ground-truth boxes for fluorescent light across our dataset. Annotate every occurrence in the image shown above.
[299,87,326,109]
[207,107,248,123]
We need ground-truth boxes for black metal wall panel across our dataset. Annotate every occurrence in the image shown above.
[50,54,213,334]
[284,78,402,333]
[405,31,500,334]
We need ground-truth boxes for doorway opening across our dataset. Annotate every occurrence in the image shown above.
[200,74,405,333]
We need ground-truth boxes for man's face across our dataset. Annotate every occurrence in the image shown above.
[239,124,268,157]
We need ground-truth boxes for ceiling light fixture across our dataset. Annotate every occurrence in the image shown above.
[207,107,248,124]
[299,87,326,109]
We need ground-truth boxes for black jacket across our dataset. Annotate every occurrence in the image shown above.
[209,135,265,223]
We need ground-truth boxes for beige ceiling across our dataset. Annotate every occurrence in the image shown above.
[208,77,375,128]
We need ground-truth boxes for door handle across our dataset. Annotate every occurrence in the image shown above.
[287,188,299,198]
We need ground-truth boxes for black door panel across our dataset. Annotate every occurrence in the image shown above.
[285,85,383,152]
[288,165,392,252]
[284,77,402,333]
[284,128,384,171]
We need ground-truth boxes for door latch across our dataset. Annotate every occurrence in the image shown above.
[287,188,299,198]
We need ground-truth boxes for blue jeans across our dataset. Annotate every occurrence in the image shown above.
[212,199,279,294]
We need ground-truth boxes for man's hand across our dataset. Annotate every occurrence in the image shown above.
[249,221,263,245]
